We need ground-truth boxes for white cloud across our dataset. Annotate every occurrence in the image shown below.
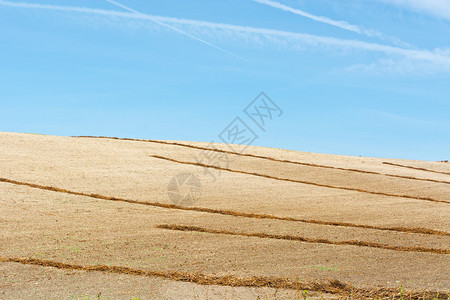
[347,47,450,75]
[348,57,450,76]
[1,0,450,69]
[251,0,364,34]
[250,0,412,47]
[378,0,450,20]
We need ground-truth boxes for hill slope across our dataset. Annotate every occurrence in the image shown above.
[0,132,449,299]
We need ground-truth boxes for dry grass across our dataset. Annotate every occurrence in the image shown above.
[1,176,448,236]
[0,257,447,299]
[156,224,450,255]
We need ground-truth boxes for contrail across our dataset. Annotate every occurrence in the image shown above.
[250,0,411,47]
[104,0,248,62]
[0,0,449,66]
[251,0,364,34]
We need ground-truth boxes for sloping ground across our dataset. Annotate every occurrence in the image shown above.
[0,132,449,299]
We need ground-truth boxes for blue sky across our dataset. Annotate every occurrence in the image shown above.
[1,0,449,160]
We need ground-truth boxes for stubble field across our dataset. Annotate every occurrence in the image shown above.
[0,132,449,299]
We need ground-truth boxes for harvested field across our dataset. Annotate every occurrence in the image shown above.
[1,132,449,299]
[1,176,448,237]
[155,224,450,254]
[79,136,450,185]
[383,162,450,176]
[151,155,450,204]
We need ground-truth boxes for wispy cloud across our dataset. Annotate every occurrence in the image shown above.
[104,0,248,62]
[347,47,450,75]
[378,0,450,20]
[1,0,449,68]
[251,0,375,36]
[348,57,450,76]
[250,0,411,47]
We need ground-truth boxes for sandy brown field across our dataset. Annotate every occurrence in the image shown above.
[0,132,449,299]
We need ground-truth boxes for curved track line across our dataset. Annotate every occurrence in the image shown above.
[151,155,450,205]
[75,136,450,185]
[1,177,448,236]
[383,162,450,176]
[157,224,450,255]
[0,257,446,299]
